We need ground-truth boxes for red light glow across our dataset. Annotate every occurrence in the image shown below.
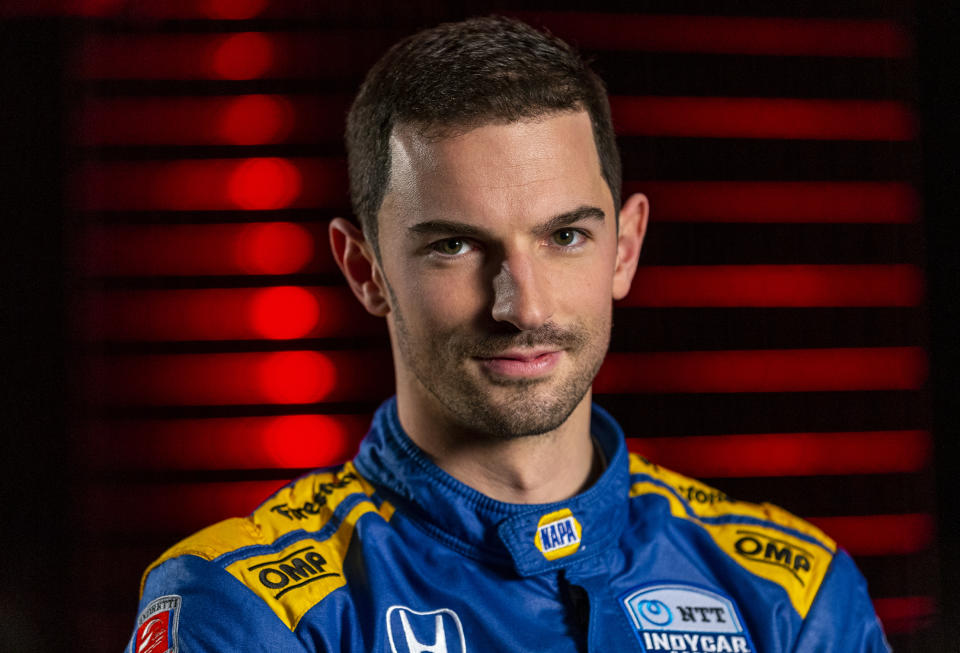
[95,351,391,405]
[83,286,380,341]
[218,95,293,145]
[211,32,274,80]
[595,347,927,394]
[625,181,917,224]
[82,222,325,277]
[249,286,320,340]
[84,414,370,471]
[235,221,315,274]
[510,11,910,58]
[78,95,302,146]
[873,596,936,635]
[227,157,302,210]
[75,158,346,211]
[258,351,337,404]
[77,95,348,146]
[620,265,923,307]
[611,97,913,141]
[808,513,934,556]
[628,430,931,477]
[261,415,356,468]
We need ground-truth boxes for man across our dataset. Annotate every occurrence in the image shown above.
[127,16,890,652]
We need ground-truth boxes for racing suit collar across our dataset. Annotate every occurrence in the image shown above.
[352,397,630,577]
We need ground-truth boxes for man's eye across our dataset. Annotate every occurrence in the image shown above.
[432,238,471,256]
[552,229,584,247]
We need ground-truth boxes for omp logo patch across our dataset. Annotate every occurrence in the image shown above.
[135,595,180,653]
[734,529,815,585]
[534,508,582,560]
[386,606,466,653]
[226,538,346,630]
[246,544,338,599]
[621,584,755,652]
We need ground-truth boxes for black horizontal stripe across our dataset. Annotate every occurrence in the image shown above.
[641,224,924,266]
[93,337,389,355]
[887,630,939,652]
[479,0,908,19]
[620,138,917,181]
[85,467,318,484]
[81,143,346,161]
[82,78,364,98]
[82,208,339,224]
[94,274,347,290]
[84,222,925,266]
[95,400,382,420]
[599,390,928,436]
[856,551,940,597]
[92,392,929,438]
[595,52,913,99]
[610,307,925,352]
[702,473,932,517]
[82,54,912,102]
[77,139,915,186]
[86,307,923,352]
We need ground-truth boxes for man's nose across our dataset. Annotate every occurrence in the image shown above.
[490,257,553,330]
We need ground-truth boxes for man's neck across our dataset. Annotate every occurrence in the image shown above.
[395,390,600,505]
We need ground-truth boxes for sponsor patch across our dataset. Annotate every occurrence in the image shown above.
[386,606,466,653]
[534,508,582,560]
[732,529,814,584]
[135,595,181,653]
[226,538,345,630]
[621,584,755,652]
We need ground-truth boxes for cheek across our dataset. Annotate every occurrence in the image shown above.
[396,264,488,334]
[553,253,616,317]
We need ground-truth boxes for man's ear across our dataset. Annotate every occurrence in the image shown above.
[612,192,649,301]
[328,218,391,317]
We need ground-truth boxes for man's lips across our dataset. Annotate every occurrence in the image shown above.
[475,349,563,378]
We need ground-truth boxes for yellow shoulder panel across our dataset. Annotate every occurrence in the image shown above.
[628,453,835,619]
[139,516,263,597]
[140,462,394,630]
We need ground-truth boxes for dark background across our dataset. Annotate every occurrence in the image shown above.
[1,1,957,651]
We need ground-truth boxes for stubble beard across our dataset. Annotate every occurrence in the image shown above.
[391,299,611,440]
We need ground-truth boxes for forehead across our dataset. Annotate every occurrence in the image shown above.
[381,111,610,231]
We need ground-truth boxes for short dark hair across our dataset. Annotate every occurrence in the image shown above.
[345,15,622,253]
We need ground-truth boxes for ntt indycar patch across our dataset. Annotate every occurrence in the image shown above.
[621,583,756,652]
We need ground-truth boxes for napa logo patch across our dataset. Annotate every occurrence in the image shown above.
[621,584,755,652]
[534,508,582,560]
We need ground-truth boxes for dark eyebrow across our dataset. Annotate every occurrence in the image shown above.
[408,219,489,239]
[407,206,605,240]
[533,206,605,236]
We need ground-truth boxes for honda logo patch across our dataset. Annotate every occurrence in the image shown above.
[386,606,466,653]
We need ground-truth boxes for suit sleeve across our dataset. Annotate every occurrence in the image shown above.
[791,549,891,652]
[125,555,312,653]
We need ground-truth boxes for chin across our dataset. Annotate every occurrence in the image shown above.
[446,383,588,440]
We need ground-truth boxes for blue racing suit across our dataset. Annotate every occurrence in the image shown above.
[127,398,890,652]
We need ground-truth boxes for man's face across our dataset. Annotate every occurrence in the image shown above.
[375,111,626,438]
